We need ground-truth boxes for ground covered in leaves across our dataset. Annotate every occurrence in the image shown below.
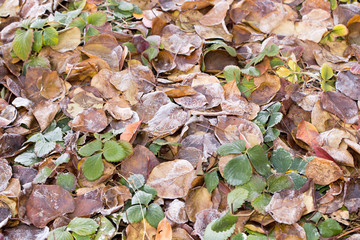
[1,0,360,239]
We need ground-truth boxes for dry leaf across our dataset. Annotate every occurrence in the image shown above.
[156,217,172,240]
[166,199,188,224]
[185,187,213,222]
[305,157,343,185]
[69,108,108,133]
[51,27,81,53]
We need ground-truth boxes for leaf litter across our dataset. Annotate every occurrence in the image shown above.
[1,0,360,239]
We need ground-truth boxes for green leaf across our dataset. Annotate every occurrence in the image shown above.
[85,27,100,41]
[241,175,266,201]
[32,31,43,53]
[266,102,281,113]
[227,187,248,213]
[118,1,134,11]
[34,140,56,157]
[251,193,272,214]
[103,140,126,162]
[241,67,261,77]
[254,111,270,125]
[143,47,159,61]
[43,27,58,46]
[329,0,337,10]
[270,58,284,68]
[287,172,307,190]
[217,140,246,156]
[23,56,50,75]
[320,63,333,81]
[126,205,146,223]
[57,173,76,192]
[223,45,237,57]
[303,223,320,240]
[270,148,292,173]
[30,18,48,29]
[204,219,235,240]
[204,170,219,193]
[68,217,99,236]
[33,166,52,184]
[289,157,308,174]
[231,233,247,240]
[131,190,153,205]
[94,216,116,240]
[318,219,342,238]
[247,145,272,177]
[332,24,348,36]
[69,17,87,32]
[123,42,136,52]
[267,174,294,193]
[267,112,283,128]
[128,174,145,189]
[238,77,256,98]
[72,233,90,240]
[224,65,241,82]
[87,12,107,26]
[145,203,165,228]
[78,140,102,157]
[14,152,39,166]
[263,128,280,142]
[44,127,63,142]
[142,185,157,199]
[48,227,73,240]
[54,153,70,166]
[224,155,252,186]
[211,212,238,232]
[264,44,279,57]
[82,153,104,181]
[12,29,34,61]
[118,140,133,156]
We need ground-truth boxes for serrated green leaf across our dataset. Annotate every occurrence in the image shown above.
[14,152,39,166]
[227,187,248,213]
[241,66,261,77]
[318,219,342,238]
[289,157,308,174]
[103,140,126,162]
[118,1,134,11]
[12,29,34,61]
[30,18,48,29]
[82,153,104,181]
[270,58,284,68]
[204,219,235,240]
[142,184,157,198]
[43,27,58,46]
[204,170,219,193]
[238,77,256,98]
[246,52,265,68]
[145,203,165,228]
[241,175,266,201]
[267,112,283,128]
[264,127,280,142]
[54,153,70,166]
[131,190,153,205]
[266,102,281,113]
[57,172,76,192]
[217,140,246,156]
[267,173,294,193]
[33,166,52,184]
[247,145,272,177]
[251,193,271,214]
[118,140,133,156]
[85,27,100,41]
[211,212,238,232]
[254,111,270,125]
[223,45,237,57]
[231,233,247,240]
[78,140,102,157]
[32,31,43,53]
[224,155,252,186]
[69,17,87,32]
[303,223,320,240]
[264,44,279,57]
[224,65,241,82]
[68,217,99,236]
[72,233,90,240]
[48,227,73,240]
[34,140,56,157]
[321,63,333,81]
[128,174,145,189]
[87,12,107,26]
[270,148,292,173]
[94,216,116,240]
[126,205,146,223]
[287,172,307,189]
[44,127,63,142]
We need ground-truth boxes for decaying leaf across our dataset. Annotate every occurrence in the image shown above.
[305,157,343,185]
[69,108,108,133]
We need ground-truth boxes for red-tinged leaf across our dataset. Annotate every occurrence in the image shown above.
[155,218,172,240]
[350,64,360,75]
[313,146,334,161]
[296,120,320,148]
[120,120,142,142]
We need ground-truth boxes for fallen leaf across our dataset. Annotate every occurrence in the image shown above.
[199,1,229,26]
[120,121,142,142]
[185,187,213,222]
[126,219,157,240]
[69,108,108,133]
[155,217,172,240]
[166,199,188,224]
[305,157,343,185]
[32,100,60,131]
[50,27,81,53]
[0,159,12,192]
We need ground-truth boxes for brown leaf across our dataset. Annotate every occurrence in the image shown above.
[0,99,17,127]
[164,85,197,98]
[126,219,157,240]
[137,91,171,123]
[36,71,65,101]
[199,1,229,26]
[26,185,75,228]
[120,120,142,142]
[147,159,195,198]
[144,102,188,138]
[90,69,121,99]
[104,185,132,210]
[0,133,25,158]
[39,47,81,74]
[265,189,306,224]
[152,50,176,73]
[69,187,103,218]
[248,73,281,105]
[69,108,108,133]
[296,120,320,148]
[344,180,360,213]
[156,217,172,240]
[193,209,222,239]
[274,223,306,240]
[185,187,213,222]
[175,48,202,72]
[166,199,188,224]
[104,96,133,121]
[0,159,11,192]
[320,91,359,124]
[120,145,159,180]
[83,34,123,71]
[305,157,343,185]
[336,71,360,100]
[3,224,49,240]
[50,27,81,53]
[203,50,238,72]
[33,100,60,131]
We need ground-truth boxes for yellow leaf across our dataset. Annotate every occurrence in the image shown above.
[276,66,292,78]
[331,24,348,37]
[288,60,298,72]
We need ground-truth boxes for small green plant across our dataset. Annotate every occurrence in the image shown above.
[244,44,280,77]
[122,174,165,228]
[320,63,335,92]
[48,217,99,240]
[78,132,133,181]
[321,24,348,43]
[223,65,256,98]
[275,59,302,83]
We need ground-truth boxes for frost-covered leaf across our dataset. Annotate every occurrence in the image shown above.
[68,217,99,236]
